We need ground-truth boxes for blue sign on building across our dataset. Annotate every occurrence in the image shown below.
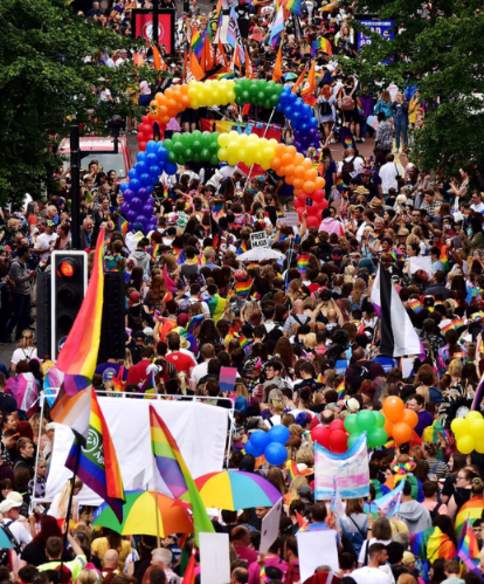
[356,18,395,50]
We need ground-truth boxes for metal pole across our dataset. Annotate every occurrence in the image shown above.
[153,0,159,46]
[69,120,81,250]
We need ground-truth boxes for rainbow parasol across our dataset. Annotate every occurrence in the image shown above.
[194,470,281,510]
[93,490,193,536]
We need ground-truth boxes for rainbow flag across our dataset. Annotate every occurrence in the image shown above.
[236,241,248,255]
[283,0,301,15]
[208,294,227,321]
[440,318,466,335]
[49,385,92,437]
[118,215,128,238]
[426,526,456,563]
[286,460,313,481]
[66,388,124,521]
[455,496,483,537]
[458,521,480,573]
[297,253,310,274]
[439,246,449,270]
[149,405,214,542]
[336,380,345,400]
[311,37,333,56]
[269,4,284,49]
[191,28,206,59]
[235,278,253,298]
[239,336,253,352]
[55,228,105,394]
[407,298,424,314]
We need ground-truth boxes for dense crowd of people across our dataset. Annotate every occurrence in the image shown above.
[0,0,483,583]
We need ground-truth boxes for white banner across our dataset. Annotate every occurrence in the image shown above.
[314,435,370,500]
[44,397,229,505]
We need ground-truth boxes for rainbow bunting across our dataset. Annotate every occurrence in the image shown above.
[455,496,483,537]
[65,388,125,521]
[149,405,214,542]
[407,298,424,314]
[458,521,480,573]
[235,278,253,298]
[440,318,466,335]
[55,229,105,394]
[297,253,310,273]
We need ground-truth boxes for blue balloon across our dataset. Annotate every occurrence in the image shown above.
[146,152,157,163]
[157,147,169,163]
[149,165,161,178]
[139,173,152,186]
[264,442,287,466]
[146,141,158,153]
[129,178,140,192]
[250,430,270,451]
[120,203,129,215]
[120,182,129,192]
[128,168,138,180]
[136,152,146,162]
[137,187,148,199]
[245,440,264,457]
[268,424,290,445]
[136,161,147,173]
[165,162,177,175]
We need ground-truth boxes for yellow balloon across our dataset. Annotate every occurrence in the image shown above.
[451,417,466,436]
[466,411,483,422]
[218,134,230,147]
[468,417,484,440]
[476,440,484,454]
[457,434,475,454]
[422,426,433,443]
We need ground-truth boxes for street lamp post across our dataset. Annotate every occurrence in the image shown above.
[153,0,159,46]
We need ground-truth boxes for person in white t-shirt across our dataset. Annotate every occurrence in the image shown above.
[352,543,394,584]
[33,220,58,265]
[0,494,32,550]
[379,154,400,196]
[10,329,38,371]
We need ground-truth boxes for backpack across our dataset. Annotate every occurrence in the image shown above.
[341,155,357,183]
[319,100,332,116]
[0,520,20,567]
[341,95,355,111]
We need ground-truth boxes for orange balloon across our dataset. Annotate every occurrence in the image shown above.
[287,145,297,156]
[402,408,419,429]
[307,168,318,181]
[155,93,165,105]
[315,177,325,190]
[303,181,316,193]
[276,143,287,156]
[293,178,304,189]
[295,153,305,164]
[384,420,393,437]
[392,422,413,445]
[303,159,313,169]
[271,156,282,170]
[383,396,405,423]
[281,152,295,165]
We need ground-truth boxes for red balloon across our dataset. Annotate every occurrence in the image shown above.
[311,424,331,448]
[307,206,321,218]
[329,419,345,431]
[329,429,348,453]
[138,141,148,151]
[320,198,328,210]
[306,215,319,229]
[310,416,320,430]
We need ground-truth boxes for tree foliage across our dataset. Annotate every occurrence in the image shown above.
[0,0,145,205]
[346,0,484,173]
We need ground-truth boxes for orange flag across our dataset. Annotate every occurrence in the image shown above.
[201,34,214,72]
[291,65,307,94]
[272,42,283,82]
[245,47,254,79]
[301,60,316,97]
[190,52,204,81]
[217,41,229,67]
[152,46,167,72]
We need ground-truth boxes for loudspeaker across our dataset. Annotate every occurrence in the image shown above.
[98,272,126,362]
[36,272,51,359]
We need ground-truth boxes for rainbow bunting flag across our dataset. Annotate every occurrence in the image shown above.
[235,278,253,298]
[458,521,480,573]
[65,388,125,521]
[407,298,424,314]
[311,37,333,56]
[55,228,105,395]
[149,405,214,542]
[440,318,466,335]
[455,497,483,537]
[297,253,310,273]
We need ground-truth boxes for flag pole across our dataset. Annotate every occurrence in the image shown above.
[154,493,161,548]
[241,107,276,195]
[60,435,82,572]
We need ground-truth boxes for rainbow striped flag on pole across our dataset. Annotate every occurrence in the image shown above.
[457,521,480,573]
[149,405,214,542]
[65,388,125,521]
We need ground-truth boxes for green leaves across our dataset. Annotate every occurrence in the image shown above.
[0,0,141,205]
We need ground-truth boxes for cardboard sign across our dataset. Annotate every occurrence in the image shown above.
[297,530,339,582]
[219,367,237,393]
[199,532,231,584]
[279,212,299,227]
[250,231,270,248]
[259,497,283,553]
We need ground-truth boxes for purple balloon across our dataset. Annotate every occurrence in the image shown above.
[123,189,134,200]
[130,196,143,210]
[142,203,153,214]
[120,203,130,215]
[126,209,136,221]
[129,178,140,192]
[137,187,148,200]
[135,214,147,226]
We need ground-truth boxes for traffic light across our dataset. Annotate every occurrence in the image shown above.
[50,251,87,359]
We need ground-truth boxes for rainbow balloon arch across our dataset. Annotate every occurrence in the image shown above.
[120,131,327,233]
[137,78,321,155]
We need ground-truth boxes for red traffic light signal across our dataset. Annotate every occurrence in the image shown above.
[58,259,75,278]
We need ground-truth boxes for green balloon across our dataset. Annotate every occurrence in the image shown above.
[357,410,375,432]
[173,141,184,154]
[348,434,360,449]
[344,414,360,435]
[167,151,176,163]
[200,148,210,160]
[374,411,386,428]
[367,427,388,449]
[210,155,220,166]
[192,140,201,151]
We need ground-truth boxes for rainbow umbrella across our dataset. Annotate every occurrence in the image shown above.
[93,490,192,536]
[194,470,281,510]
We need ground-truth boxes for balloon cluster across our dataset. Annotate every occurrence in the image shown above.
[344,410,388,449]
[275,87,320,152]
[311,419,348,453]
[164,131,221,166]
[217,132,278,169]
[142,79,320,156]
[245,425,289,465]
[120,141,177,232]
[451,411,484,454]
[382,396,418,445]
[234,78,283,110]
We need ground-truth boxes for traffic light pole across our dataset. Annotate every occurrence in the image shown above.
[69,119,81,250]
[153,0,159,45]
